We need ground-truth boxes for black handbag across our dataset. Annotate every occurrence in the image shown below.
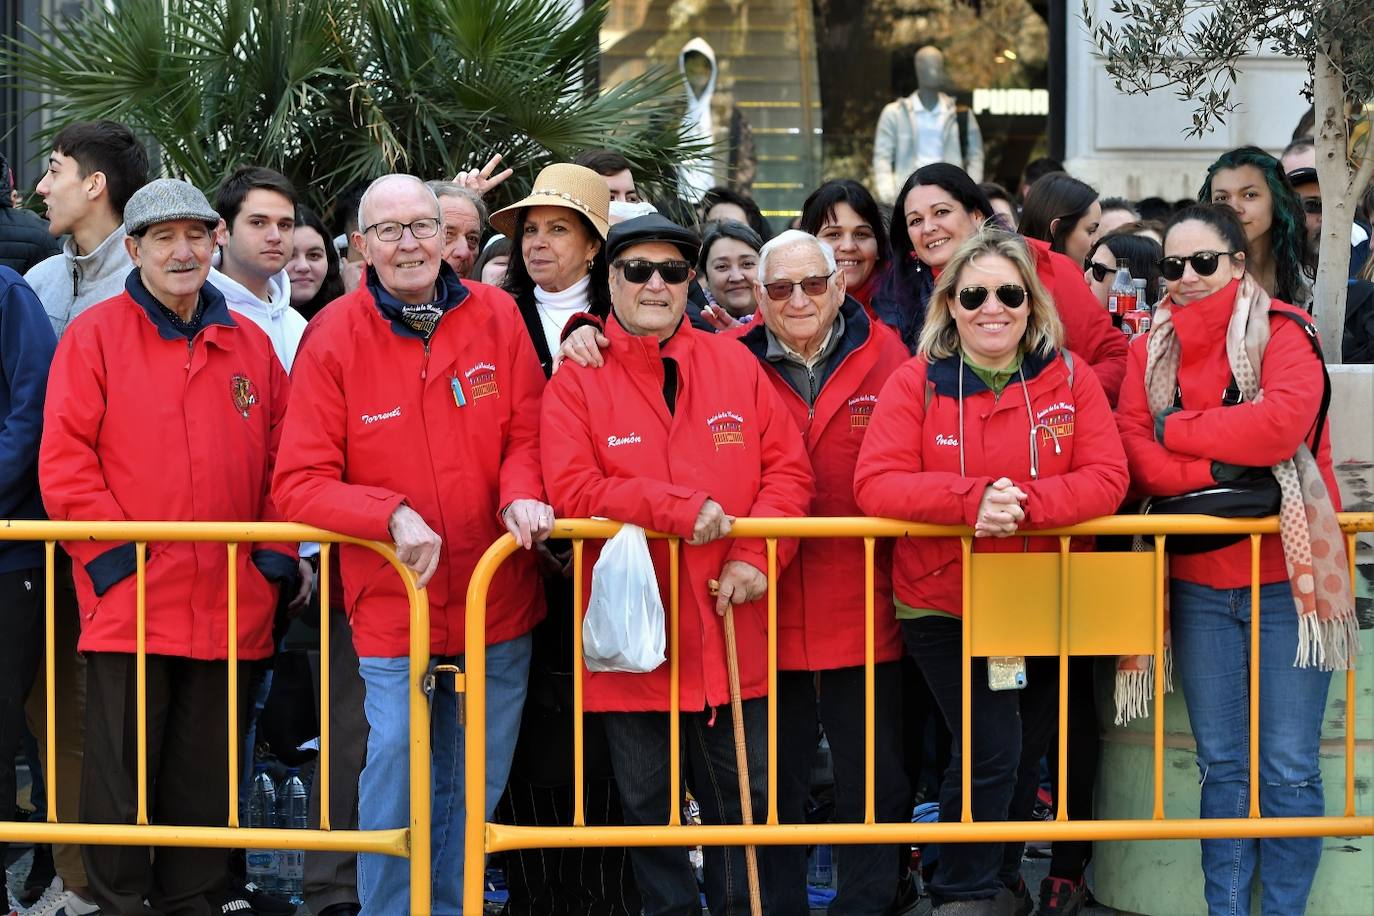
[1140,309,1328,556]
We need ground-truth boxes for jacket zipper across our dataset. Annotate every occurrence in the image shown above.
[71,266,79,298]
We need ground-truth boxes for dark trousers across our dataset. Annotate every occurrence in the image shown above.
[305,607,369,913]
[0,568,44,859]
[600,700,779,916]
[82,652,249,916]
[1047,655,1101,882]
[773,663,909,915]
[900,618,1057,906]
[496,776,642,916]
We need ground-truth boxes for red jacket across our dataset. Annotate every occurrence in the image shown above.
[1025,238,1127,405]
[1116,280,1338,588]
[853,348,1129,616]
[739,298,908,670]
[541,317,815,713]
[40,276,292,660]
[272,269,546,658]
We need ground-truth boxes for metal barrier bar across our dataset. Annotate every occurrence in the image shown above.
[0,521,432,913]
[1249,534,1262,819]
[319,542,331,831]
[227,542,240,829]
[461,514,1374,909]
[959,535,973,824]
[863,536,875,825]
[766,537,778,826]
[573,538,586,829]
[669,538,681,827]
[1346,531,1358,819]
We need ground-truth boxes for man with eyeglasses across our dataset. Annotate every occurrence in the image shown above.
[541,214,814,915]
[273,173,553,913]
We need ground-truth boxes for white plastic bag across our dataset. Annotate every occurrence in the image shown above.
[583,523,666,673]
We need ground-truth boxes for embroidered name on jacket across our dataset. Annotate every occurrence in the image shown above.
[464,362,500,401]
[230,374,258,418]
[1036,402,1075,445]
[707,411,746,449]
[361,406,402,425]
[935,433,959,447]
[848,394,877,430]
[607,433,642,448]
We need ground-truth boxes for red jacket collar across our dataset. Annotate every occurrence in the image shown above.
[1168,278,1239,367]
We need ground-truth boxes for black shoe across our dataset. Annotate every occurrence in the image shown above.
[211,890,257,915]
[21,844,57,906]
[1007,878,1034,916]
[1036,877,1087,916]
[235,881,296,916]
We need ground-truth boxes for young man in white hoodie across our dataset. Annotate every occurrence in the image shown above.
[210,166,306,371]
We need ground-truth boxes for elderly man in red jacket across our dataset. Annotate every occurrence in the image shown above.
[732,229,914,913]
[272,173,552,915]
[40,178,295,915]
[541,214,814,916]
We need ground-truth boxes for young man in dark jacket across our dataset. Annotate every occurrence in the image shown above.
[0,156,60,273]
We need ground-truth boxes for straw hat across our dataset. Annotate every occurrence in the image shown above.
[489,163,611,240]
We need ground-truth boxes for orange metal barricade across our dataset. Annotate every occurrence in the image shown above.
[0,521,433,914]
[461,514,1374,914]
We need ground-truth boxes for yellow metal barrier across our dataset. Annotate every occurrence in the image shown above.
[0,521,433,915]
[462,514,1374,913]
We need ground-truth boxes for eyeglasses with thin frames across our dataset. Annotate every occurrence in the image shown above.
[762,272,834,301]
[363,218,441,242]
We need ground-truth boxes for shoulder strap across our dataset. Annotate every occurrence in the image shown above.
[1062,349,1074,384]
[1269,308,1331,450]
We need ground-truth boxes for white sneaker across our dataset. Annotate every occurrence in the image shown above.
[21,878,100,916]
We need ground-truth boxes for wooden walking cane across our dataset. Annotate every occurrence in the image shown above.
[710,579,763,916]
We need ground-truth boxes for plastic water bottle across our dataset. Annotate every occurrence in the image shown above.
[807,843,834,888]
[245,764,278,894]
[275,768,309,904]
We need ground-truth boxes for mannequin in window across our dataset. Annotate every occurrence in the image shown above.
[873,46,985,204]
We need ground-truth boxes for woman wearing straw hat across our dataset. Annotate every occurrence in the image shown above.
[492,163,613,377]
[489,165,643,913]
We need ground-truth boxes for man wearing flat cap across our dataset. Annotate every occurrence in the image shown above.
[541,214,814,914]
[39,177,296,914]
[272,173,553,913]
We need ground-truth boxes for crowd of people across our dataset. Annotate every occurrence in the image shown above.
[0,114,1366,916]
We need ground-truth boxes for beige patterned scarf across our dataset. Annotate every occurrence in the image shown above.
[1114,276,1358,724]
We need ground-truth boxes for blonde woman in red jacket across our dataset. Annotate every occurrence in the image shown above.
[854,228,1128,916]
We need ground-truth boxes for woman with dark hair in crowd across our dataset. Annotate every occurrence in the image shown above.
[1083,231,1163,309]
[1019,172,1102,267]
[700,185,773,241]
[287,205,345,320]
[1200,145,1314,308]
[492,163,614,377]
[1116,203,1352,916]
[1094,196,1140,242]
[799,178,889,312]
[980,181,1019,229]
[876,162,1126,402]
[697,219,763,321]
[472,236,512,287]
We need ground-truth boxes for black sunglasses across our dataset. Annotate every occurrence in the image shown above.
[957,284,1027,310]
[1085,261,1113,283]
[615,258,691,284]
[762,272,834,301]
[1157,250,1235,282]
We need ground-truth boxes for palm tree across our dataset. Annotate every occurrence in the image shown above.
[2,0,705,212]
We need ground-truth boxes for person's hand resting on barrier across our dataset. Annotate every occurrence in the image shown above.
[689,498,733,546]
[502,499,556,550]
[974,477,1027,538]
[388,504,443,587]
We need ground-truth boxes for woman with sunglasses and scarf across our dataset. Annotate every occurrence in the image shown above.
[875,163,1127,404]
[855,228,1128,916]
[1115,204,1354,916]
[1200,146,1314,309]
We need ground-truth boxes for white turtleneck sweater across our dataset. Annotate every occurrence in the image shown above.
[532,274,592,356]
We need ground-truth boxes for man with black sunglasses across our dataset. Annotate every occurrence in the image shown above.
[541,214,815,916]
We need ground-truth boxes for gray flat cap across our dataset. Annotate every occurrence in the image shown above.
[124,178,220,236]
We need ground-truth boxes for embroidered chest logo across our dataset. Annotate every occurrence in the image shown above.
[361,406,402,425]
[1035,402,1075,446]
[707,411,746,450]
[607,433,642,448]
[934,433,959,447]
[230,374,258,418]
[848,394,877,430]
[464,362,500,401]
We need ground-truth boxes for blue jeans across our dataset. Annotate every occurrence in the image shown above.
[357,634,531,915]
[1171,580,1332,916]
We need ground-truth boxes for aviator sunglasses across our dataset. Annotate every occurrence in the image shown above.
[957,284,1027,310]
[1157,250,1236,282]
[763,271,835,301]
[615,258,692,284]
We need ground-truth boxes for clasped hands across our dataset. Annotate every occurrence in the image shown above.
[975,477,1027,538]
